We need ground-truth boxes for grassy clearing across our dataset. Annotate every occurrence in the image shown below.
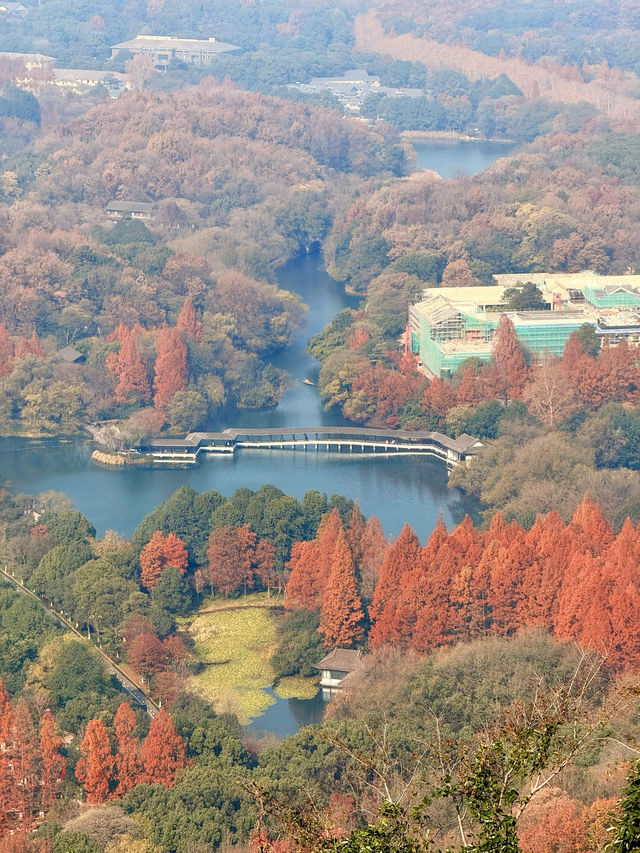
[182,593,321,723]
[274,675,319,700]
[184,604,279,724]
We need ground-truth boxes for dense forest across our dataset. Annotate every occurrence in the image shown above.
[0,81,406,435]
[1,483,640,851]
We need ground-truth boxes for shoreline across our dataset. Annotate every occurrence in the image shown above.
[402,130,516,144]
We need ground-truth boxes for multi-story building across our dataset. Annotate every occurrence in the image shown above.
[409,271,640,378]
[111,35,241,70]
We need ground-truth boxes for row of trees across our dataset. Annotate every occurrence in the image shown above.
[282,491,640,669]
[367,495,640,668]
[77,706,187,804]
[0,681,65,834]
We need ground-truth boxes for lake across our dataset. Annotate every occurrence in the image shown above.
[411,138,517,178]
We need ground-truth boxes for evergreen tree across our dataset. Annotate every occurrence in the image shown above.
[153,325,189,410]
[139,711,186,787]
[75,719,114,804]
[319,529,364,648]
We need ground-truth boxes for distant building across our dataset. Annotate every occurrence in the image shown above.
[106,201,156,221]
[0,2,27,16]
[289,69,423,113]
[0,51,55,72]
[315,648,366,698]
[53,345,84,364]
[111,34,241,70]
[52,68,128,96]
[409,271,640,378]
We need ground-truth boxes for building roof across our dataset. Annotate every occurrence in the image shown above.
[106,201,155,213]
[112,34,240,53]
[315,648,365,672]
[54,345,84,363]
[412,294,461,326]
[54,69,126,83]
[431,285,506,307]
[0,51,56,63]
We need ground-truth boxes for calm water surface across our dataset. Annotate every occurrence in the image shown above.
[412,139,517,178]
[0,253,475,541]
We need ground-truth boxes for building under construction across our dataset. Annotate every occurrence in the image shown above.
[409,271,640,378]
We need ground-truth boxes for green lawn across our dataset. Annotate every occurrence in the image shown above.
[183,594,318,723]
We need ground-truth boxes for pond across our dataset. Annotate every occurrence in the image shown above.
[411,138,518,178]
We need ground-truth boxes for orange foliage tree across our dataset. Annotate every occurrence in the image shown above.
[319,528,365,648]
[138,710,187,787]
[105,325,150,404]
[153,325,188,410]
[39,709,65,811]
[0,323,14,378]
[492,314,528,400]
[139,530,189,590]
[75,719,114,804]
[113,702,141,796]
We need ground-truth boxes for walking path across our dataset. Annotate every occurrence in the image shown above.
[0,563,159,717]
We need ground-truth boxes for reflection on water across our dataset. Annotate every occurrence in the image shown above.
[412,139,517,178]
[245,687,326,738]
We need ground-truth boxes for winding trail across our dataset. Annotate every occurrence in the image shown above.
[0,562,159,717]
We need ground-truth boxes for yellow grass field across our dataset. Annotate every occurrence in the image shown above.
[182,594,318,724]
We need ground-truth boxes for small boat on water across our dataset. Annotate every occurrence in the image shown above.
[302,378,315,386]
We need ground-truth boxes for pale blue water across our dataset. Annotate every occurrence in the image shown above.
[412,139,517,178]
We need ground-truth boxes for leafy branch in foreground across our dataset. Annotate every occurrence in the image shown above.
[248,648,624,853]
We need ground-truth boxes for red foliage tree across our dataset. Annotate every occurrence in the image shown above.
[422,376,457,419]
[75,719,114,804]
[319,529,365,648]
[285,540,321,610]
[9,701,40,826]
[127,632,170,677]
[567,494,613,555]
[122,614,159,646]
[456,367,480,405]
[15,331,44,360]
[359,516,389,602]
[176,297,200,339]
[0,323,14,378]
[205,524,256,597]
[254,538,278,595]
[105,325,151,404]
[139,711,187,787]
[369,523,422,648]
[113,703,141,796]
[39,709,65,810]
[346,502,366,568]
[518,788,587,853]
[492,314,528,400]
[153,325,189,410]
[285,509,344,610]
[139,530,188,590]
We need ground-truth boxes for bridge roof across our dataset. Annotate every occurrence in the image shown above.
[144,427,484,455]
